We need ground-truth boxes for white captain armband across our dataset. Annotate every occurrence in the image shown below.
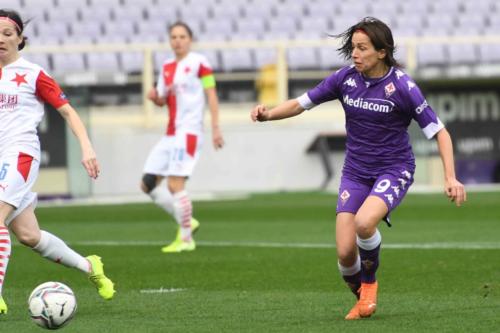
[422,117,445,139]
[297,92,316,110]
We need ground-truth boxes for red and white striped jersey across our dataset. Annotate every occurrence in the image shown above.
[156,52,214,136]
[0,57,68,160]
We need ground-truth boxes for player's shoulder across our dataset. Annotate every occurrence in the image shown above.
[335,65,357,78]
[391,67,418,92]
[13,57,45,75]
[323,65,356,85]
[188,52,210,65]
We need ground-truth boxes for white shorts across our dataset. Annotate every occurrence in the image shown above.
[143,132,203,177]
[0,150,39,226]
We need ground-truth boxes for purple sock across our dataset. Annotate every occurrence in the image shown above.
[358,245,380,283]
[342,271,361,298]
[357,229,382,284]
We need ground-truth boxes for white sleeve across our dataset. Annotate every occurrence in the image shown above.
[421,117,445,139]
[297,93,316,110]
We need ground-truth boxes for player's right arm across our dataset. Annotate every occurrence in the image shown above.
[251,99,304,122]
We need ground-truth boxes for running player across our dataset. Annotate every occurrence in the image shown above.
[250,17,466,320]
[0,9,115,315]
[141,22,224,253]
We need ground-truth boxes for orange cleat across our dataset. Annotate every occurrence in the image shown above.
[358,282,378,318]
[344,301,361,320]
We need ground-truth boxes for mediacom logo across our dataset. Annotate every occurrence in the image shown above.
[343,94,395,113]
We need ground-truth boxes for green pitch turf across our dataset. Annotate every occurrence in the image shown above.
[1,191,500,332]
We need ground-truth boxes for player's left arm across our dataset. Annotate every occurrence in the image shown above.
[35,70,100,179]
[57,104,100,179]
[435,128,466,206]
[205,87,224,150]
[404,76,465,206]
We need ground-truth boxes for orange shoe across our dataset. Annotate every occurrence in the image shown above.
[358,282,378,318]
[344,301,361,320]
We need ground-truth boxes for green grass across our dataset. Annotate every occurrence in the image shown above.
[1,191,500,332]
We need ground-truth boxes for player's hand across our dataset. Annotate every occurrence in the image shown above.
[147,88,158,101]
[81,146,100,179]
[444,178,466,207]
[251,105,269,122]
[212,127,224,150]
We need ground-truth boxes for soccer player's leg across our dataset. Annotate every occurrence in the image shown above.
[355,170,414,317]
[9,203,115,300]
[0,207,13,315]
[354,196,385,318]
[336,178,371,319]
[0,152,31,315]
[336,213,361,299]
[142,137,178,226]
[162,134,200,253]
[161,177,195,253]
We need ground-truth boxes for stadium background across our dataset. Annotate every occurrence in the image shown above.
[5,0,500,199]
[3,1,500,332]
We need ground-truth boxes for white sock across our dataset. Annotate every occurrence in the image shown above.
[33,231,90,273]
[338,255,361,276]
[356,229,382,250]
[150,186,174,215]
[173,191,192,241]
[0,226,11,296]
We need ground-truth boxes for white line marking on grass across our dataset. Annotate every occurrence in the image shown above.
[140,288,186,294]
[53,240,500,250]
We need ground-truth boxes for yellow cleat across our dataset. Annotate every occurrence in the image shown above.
[0,297,7,314]
[175,218,200,242]
[161,239,196,253]
[86,255,115,300]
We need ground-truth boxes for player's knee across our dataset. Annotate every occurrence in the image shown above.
[16,229,40,247]
[354,216,376,239]
[141,174,157,193]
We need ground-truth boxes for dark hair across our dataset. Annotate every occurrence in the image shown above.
[168,21,193,39]
[334,17,400,68]
[0,9,28,50]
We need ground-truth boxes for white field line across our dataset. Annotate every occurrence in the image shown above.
[16,240,500,250]
[140,288,186,294]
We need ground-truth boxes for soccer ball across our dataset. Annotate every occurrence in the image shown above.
[28,282,77,330]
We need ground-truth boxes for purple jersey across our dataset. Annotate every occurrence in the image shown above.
[298,66,444,180]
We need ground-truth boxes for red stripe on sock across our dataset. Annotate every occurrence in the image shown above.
[0,271,4,276]
[0,239,10,244]
[0,247,8,252]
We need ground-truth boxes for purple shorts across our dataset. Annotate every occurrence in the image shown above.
[336,167,414,225]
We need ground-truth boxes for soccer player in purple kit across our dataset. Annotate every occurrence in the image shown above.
[250,17,466,320]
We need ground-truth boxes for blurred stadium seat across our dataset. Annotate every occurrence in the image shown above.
[11,0,498,76]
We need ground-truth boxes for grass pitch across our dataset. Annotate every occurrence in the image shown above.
[1,191,499,332]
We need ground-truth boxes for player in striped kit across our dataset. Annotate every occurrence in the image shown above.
[141,22,224,253]
[251,17,466,319]
[0,9,115,315]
